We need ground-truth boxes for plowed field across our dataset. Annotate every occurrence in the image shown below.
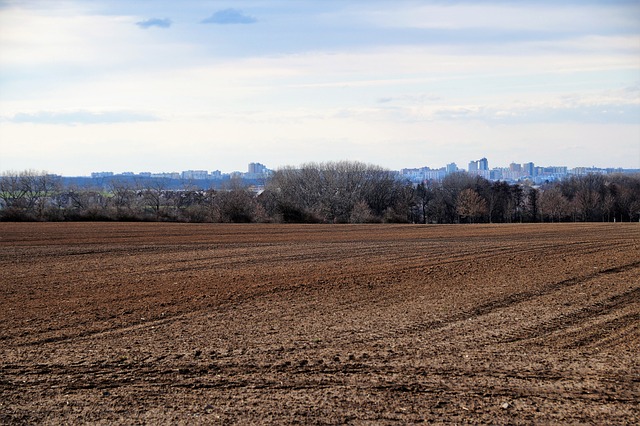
[1,222,639,424]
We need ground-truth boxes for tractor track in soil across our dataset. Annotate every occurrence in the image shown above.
[1,222,638,424]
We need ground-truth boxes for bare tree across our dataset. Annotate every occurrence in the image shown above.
[0,172,28,215]
[109,180,141,220]
[0,170,60,220]
[618,184,640,222]
[349,200,375,223]
[55,186,110,220]
[602,193,616,222]
[574,174,605,221]
[525,187,539,222]
[456,188,488,223]
[267,161,406,223]
[33,173,61,220]
[175,189,214,222]
[414,182,433,224]
[141,178,173,220]
[215,189,257,223]
[539,186,569,222]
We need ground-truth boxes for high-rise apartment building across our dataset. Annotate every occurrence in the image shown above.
[478,157,488,171]
[248,162,268,175]
[509,162,522,172]
[468,158,488,172]
[523,162,535,177]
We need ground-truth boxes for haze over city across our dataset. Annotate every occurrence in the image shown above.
[1,0,639,176]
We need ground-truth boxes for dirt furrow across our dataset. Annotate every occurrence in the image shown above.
[1,222,638,425]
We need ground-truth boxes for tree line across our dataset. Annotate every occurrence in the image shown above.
[1,162,639,223]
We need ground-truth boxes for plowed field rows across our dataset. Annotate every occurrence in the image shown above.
[1,222,639,424]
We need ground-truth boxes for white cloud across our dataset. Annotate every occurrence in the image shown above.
[0,3,198,73]
[7,110,160,125]
[0,7,130,67]
[136,18,172,29]
[201,9,257,25]
[360,3,638,33]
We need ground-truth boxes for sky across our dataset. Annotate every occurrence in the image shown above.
[1,0,639,176]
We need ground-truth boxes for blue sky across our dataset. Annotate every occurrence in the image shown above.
[1,0,639,175]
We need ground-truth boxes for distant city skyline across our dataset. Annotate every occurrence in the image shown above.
[84,158,637,184]
[1,1,639,175]
[7,156,640,178]
[2,154,637,178]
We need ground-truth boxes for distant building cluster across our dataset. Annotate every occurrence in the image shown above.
[92,162,272,181]
[400,158,635,184]
[88,160,637,188]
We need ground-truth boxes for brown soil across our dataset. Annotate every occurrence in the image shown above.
[1,222,639,424]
